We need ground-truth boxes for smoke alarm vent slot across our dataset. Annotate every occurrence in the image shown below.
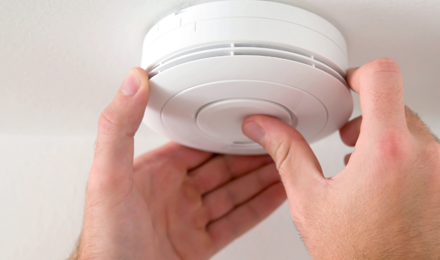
[148,43,346,85]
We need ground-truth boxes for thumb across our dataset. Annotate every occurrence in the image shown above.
[90,68,149,190]
[242,115,324,193]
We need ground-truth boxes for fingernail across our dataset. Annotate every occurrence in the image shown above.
[243,121,265,144]
[120,70,141,96]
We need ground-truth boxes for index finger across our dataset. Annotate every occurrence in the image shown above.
[347,58,407,133]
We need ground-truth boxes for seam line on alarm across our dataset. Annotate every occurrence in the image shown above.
[145,16,347,56]
[159,80,329,143]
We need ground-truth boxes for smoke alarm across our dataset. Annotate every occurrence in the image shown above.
[141,0,353,155]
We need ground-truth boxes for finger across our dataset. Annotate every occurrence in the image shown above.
[134,142,213,172]
[339,116,363,146]
[344,154,351,165]
[242,115,324,195]
[207,182,286,252]
[347,58,407,132]
[189,154,273,194]
[90,68,149,190]
[203,163,282,221]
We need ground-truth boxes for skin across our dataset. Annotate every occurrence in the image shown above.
[242,58,440,259]
[73,58,440,259]
[70,68,286,260]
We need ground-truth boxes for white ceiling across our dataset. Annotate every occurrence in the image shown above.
[1,0,439,136]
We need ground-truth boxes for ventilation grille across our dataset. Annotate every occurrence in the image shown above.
[148,43,346,85]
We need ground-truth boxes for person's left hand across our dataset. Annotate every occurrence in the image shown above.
[71,68,286,260]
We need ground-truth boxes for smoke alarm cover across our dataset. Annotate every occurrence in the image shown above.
[141,0,353,155]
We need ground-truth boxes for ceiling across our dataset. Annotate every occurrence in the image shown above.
[1,0,439,136]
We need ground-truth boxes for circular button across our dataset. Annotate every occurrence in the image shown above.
[160,78,329,155]
[196,99,294,143]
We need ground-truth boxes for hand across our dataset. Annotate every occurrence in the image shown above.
[71,68,286,260]
[242,58,440,259]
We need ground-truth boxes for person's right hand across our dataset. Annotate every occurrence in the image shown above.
[243,58,440,259]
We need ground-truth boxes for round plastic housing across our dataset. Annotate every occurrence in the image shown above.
[141,0,353,155]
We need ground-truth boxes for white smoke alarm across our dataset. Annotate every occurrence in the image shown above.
[141,1,353,155]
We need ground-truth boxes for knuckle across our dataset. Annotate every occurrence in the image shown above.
[87,168,132,198]
[376,130,411,163]
[98,107,122,136]
[183,182,202,204]
[270,139,292,173]
[367,58,400,74]
[247,202,263,221]
[193,208,209,229]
